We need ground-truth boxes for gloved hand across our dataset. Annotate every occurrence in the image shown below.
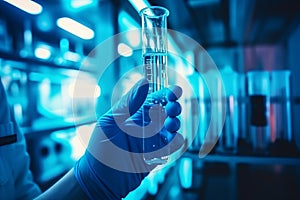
[74,78,184,200]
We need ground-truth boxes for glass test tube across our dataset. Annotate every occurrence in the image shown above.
[140,6,169,165]
[270,70,292,142]
[247,71,270,155]
[269,70,295,156]
[236,74,251,154]
[220,69,239,153]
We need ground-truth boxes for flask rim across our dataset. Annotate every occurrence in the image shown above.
[139,6,169,18]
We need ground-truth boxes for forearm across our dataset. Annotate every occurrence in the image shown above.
[35,168,89,200]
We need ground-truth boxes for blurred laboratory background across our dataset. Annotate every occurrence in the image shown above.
[1,0,300,199]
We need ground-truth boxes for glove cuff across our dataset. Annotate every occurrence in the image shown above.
[74,153,117,200]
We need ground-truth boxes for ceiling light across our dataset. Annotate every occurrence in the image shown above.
[56,17,94,40]
[4,0,43,15]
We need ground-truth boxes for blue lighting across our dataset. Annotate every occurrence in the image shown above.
[179,157,193,189]
[60,38,70,53]
[71,0,95,9]
[118,10,141,47]
[63,51,81,62]
[128,0,150,13]
[37,12,53,32]
[63,0,97,11]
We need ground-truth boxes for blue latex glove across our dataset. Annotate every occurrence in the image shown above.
[74,78,184,199]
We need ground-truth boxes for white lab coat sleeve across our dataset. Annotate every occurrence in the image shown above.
[0,78,41,199]
[12,115,42,199]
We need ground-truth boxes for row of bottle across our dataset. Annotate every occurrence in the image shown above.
[183,69,299,157]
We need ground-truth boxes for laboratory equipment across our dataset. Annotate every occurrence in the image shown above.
[236,74,252,154]
[140,6,170,164]
[269,70,298,156]
[202,69,225,154]
[247,71,270,155]
[188,73,209,152]
[270,71,291,142]
[219,68,239,153]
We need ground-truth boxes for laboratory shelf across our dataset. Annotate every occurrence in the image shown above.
[144,152,300,200]
[22,116,96,136]
[0,50,79,70]
[183,151,300,166]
